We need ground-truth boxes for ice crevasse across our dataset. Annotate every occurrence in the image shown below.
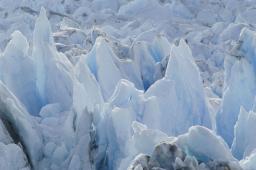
[1,5,256,170]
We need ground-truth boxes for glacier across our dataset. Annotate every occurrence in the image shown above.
[216,28,256,146]
[232,107,256,160]
[0,0,256,170]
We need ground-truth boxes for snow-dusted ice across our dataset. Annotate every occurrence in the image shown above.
[0,0,256,170]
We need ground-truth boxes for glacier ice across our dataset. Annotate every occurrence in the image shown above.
[0,118,30,170]
[127,125,241,170]
[0,81,43,168]
[240,151,256,170]
[0,31,41,115]
[1,1,256,170]
[232,107,256,160]
[217,28,256,146]
[132,41,161,90]
[119,121,170,170]
[90,37,123,100]
[33,8,74,111]
[176,126,235,163]
[73,55,104,116]
[0,143,30,170]
[144,39,211,135]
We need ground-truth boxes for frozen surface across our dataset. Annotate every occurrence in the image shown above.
[0,31,40,115]
[232,107,256,160]
[240,151,256,170]
[144,40,211,135]
[33,8,74,112]
[217,28,256,146]
[0,0,256,170]
[0,81,42,168]
[128,126,241,170]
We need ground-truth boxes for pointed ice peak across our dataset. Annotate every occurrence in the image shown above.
[94,37,116,58]
[4,31,29,57]
[39,7,47,19]
[91,36,123,99]
[95,36,108,47]
[165,38,204,96]
[217,58,256,146]
[165,39,196,79]
[87,36,114,68]
[232,106,256,159]
[91,28,107,45]
[73,58,104,119]
[33,7,54,46]
[239,106,250,120]
[32,7,74,111]
[175,39,193,58]
[153,38,212,134]
[0,30,41,115]
[94,37,116,57]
